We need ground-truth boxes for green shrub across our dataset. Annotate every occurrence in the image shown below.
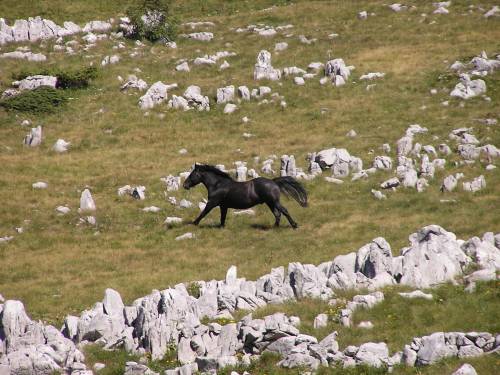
[187,281,201,298]
[0,87,67,113]
[126,0,177,42]
[12,66,98,89]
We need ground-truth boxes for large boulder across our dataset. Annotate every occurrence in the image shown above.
[354,342,389,367]
[397,225,471,288]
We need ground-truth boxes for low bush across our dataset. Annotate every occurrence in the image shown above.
[12,66,98,89]
[126,0,177,42]
[0,86,67,113]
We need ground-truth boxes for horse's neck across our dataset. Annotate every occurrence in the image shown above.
[202,171,232,192]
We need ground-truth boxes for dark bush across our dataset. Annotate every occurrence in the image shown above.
[126,0,177,42]
[12,66,98,89]
[0,87,67,113]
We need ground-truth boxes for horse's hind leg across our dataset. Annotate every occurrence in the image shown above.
[276,202,298,229]
[266,202,281,227]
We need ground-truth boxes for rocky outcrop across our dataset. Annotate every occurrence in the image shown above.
[0,300,88,374]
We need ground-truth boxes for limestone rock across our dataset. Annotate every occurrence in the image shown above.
[53,139,70,153]
[254,50,281,81]
[79,189,96,212]
[23,126,42,147]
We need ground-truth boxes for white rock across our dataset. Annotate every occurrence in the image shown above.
[463,175,486,192]
[176,232,195,241]
[452,364,478,375]
[371,189,386,200]
[32,181,48,189]
[139,81,175,109]
[313,314,328,329]
[56,206,70,215]
[79,189,96,212]
[294,77,305,85]
[450,74,486,99]
[176,61,190,72]
[53,139,70,153]
[23,126,42,147]
[164,217,183,225]
[187,32,214,41]
[358,321,374,329]
[254,50,281,81]
[346,129,357,137]
[143,206,161,213]
[275,42,288,51]
[398,290,433,300]
[224,103,237,114]
[360,72,385,80]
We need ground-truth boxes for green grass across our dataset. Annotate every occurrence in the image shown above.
[0,1,499,374]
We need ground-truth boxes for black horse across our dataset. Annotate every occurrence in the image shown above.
[183,164,307,228]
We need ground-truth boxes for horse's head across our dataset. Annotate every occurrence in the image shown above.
[183,164,202,190]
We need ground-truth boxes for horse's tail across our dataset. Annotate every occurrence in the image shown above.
[273,176,308,207]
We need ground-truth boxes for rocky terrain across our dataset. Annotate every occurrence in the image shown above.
[0,0,499,374]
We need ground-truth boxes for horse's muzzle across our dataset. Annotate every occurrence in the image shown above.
[183,182,190,190]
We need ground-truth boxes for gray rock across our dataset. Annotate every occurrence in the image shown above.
[452,363,478,375]
[139,81,175,109]
[398,225,470,288]
[458,345,483,358]
[278,353,320,369]
[416,332,458,365]
[79,189,96,212]
[254,50,281,81]
[450,74,486,100]
[355,342,389,367]
[327,252,357,290]
[23,126,42,147]
[313,314,328,329]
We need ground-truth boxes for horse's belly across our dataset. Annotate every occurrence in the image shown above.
[224,188,261,209]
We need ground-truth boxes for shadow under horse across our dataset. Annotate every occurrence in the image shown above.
[183,164,308,228]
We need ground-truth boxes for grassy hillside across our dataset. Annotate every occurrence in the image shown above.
[0,0,499,373]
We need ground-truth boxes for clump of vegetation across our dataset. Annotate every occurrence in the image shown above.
[187,281,201,298]
[0,87,67,113]
[12,66,98,89]
[126,0,177,42]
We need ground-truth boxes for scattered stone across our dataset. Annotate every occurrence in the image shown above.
[371,189,387,200]
[275,42,288,51]
[398,290,433,300]
[139,82,177,109]
[79,189,96,212]
[176,232,195,241]
[56,206,71,215]
[121,75,148,91]
[254,50,281,81]
[32,181,48,189]
[23,126,42,147]
[450,74,486,100]
[53,139,70,153]
[358,321,374,329]
[186,32,214,41]
[224,103,237,114]
[313,314,328,329]
[346,129,357,137]
[294,77,305,85]
[463,175,486,192]
[452,363,478,375]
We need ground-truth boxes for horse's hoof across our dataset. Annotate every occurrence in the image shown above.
[292,224,298,229]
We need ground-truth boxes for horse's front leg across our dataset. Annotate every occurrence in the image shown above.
[220,206,228,228]
[193,200,219,225]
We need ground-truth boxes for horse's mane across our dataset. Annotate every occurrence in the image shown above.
[197,164,234,180]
